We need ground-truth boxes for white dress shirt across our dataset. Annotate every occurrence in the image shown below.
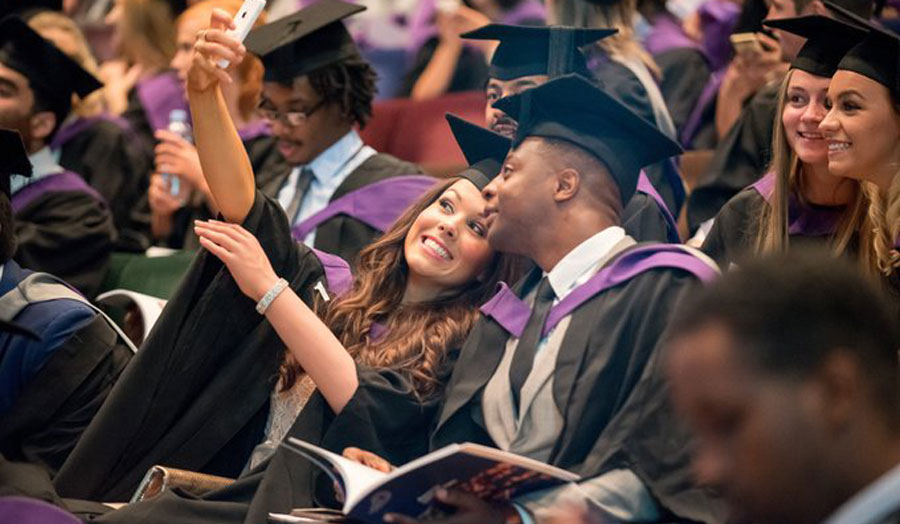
[823,462,900,524]
[11,147,64,195]
[276,130,376,245]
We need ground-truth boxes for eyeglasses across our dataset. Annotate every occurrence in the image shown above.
[257,99,326,127]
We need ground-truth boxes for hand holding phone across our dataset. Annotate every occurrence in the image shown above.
[217,0,266,68]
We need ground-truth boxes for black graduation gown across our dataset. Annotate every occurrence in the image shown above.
[401,38,490,97]
[686,82,779,231]
[90,362,455,524]
[0,262,132,475]
[53,191,328,502]
[164,134,290,250]
[12,180,116,299]
[623,191,676,243]
[430,249,727,523]
[56,117,154,252]
[701,185,855,269]
[260,152,424,264]
[656,48,711,137]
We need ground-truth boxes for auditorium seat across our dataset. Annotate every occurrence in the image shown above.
[360,90,486,175]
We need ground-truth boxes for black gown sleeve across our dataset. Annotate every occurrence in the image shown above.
[13,190,115,299]
[54,191,326,502]
[700,188,764,269]
[656,48,711,134]
[400,37,489,96]
[686,82,779,231]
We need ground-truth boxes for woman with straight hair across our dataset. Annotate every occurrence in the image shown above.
[56,8,525,512]
[702,15,872,269]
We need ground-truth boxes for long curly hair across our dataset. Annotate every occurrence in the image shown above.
[756,70,869,261]
[282,177,526,399]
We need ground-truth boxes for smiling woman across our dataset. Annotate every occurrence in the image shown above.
[700,15,871,270]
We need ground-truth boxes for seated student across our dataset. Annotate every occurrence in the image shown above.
[466,23,680,242]
[242,0,428,264]
[0,129,133,476]
[549,0,685,213]
[102,0,186,151]
[27,9,154,253]
[149,0,288,249]
[402,0,544,101]
[686,0,874,235]
[369,75,723,523]
[53,10,523,505]
[819,6,900,297]
[702,15,869,269]
[0,16,115,299]
[666,249,900,524]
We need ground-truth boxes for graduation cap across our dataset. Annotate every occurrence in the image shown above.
[0,128,32,198]
[0,16,102,125]
[461,24,617,80]
[825,1,900,97]
[763,15,868,77]
[446,114,511,191]
[493,74,682,203]
[245,0,365,83]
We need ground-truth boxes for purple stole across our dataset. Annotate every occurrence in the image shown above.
[644,13,702,57]
[135,71,188,132]
[679,70,724,149]
[237,121,271,142]
[636,172,680,242]
[750,172,844,236]
[50,114,132,151]
[291,175,437,241]
[481,244,718,338]
[12,172,103,214]
[311,248,353,298]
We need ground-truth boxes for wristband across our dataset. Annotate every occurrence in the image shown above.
[256,278,289,315]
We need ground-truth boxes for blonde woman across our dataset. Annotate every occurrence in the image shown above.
[28,10,154,251]
[702,15,869,269]
[818,8,900,294]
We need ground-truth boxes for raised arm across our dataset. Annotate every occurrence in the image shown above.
[185,9,256,224]
[194,219,359,413]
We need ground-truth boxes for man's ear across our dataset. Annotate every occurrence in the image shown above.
[812,350,864,433]
[28,111,57,146]
[553,167,580,203]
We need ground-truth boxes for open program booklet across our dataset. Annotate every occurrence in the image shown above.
[270,437,579,523]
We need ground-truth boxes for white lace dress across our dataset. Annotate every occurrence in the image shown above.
[245,374,317,471]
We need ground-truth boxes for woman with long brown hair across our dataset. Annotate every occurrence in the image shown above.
[55,7,524,510]
[701,15,871,269]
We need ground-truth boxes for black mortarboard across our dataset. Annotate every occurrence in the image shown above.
[826,1,900,97]
[493,74,682,203]
[462,24,616,80]
[763,15,868,77]
[0,128,32,197]
[245,0,365,83]
[446,114,511,191]
[0,16,102,125]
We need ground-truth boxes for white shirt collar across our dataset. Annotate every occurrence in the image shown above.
[11,146,64,195]
[823,461,900,524]
[545,226,626,299]
[306,130,364,182]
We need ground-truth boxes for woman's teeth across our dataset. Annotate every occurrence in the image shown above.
[423,237,450,260]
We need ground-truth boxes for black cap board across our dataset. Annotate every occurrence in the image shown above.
[763,15,868,77]
[0,16,102,126]
[825,1,900,97]
[0,128,32,197]
[462,24,616,80]
[493,74,682,204]
[446,114,511,191]
[245,0,365,83]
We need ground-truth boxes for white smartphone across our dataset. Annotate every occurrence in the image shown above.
[218,0,266,68]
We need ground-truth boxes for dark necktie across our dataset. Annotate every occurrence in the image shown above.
[284,166,315,225]
[508,276,556,412]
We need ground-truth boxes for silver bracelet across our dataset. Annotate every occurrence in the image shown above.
[256,278,289,315]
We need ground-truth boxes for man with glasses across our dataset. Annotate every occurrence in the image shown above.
[247,0,426,263]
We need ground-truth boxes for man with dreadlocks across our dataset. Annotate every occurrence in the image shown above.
[244,0,427,263]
